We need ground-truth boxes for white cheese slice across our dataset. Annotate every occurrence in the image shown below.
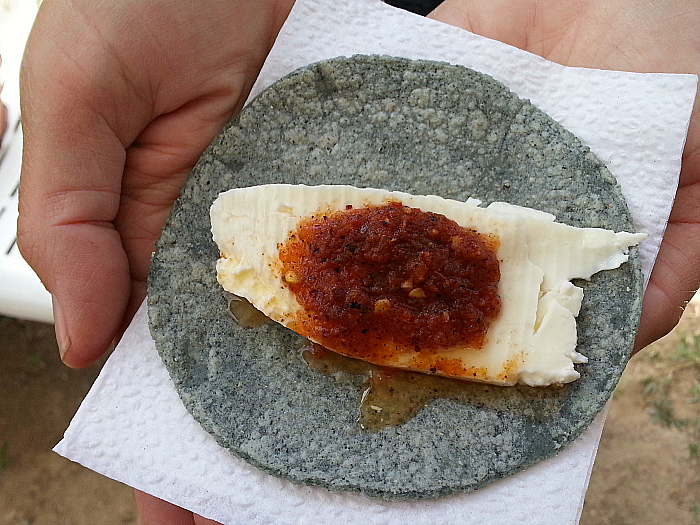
[211,184,645,387]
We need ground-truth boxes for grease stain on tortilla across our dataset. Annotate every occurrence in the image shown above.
[224,292,269,328]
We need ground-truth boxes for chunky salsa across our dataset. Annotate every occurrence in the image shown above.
[278,202,501,360]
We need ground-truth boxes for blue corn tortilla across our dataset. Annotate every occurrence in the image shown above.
[147,55,643,498]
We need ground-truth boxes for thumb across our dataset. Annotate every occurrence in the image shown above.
[17,1,147,368]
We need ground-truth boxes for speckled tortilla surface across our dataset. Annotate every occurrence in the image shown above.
[147,55,644,499]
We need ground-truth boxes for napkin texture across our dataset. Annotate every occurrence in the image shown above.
[58,301,610,525]
[54,0,696,523]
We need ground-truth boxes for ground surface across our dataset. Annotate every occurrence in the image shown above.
[0,302,698,525]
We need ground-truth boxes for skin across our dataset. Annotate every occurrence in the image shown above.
[0,103,6,141]
[18,0,296,367]
[17,0,700,522]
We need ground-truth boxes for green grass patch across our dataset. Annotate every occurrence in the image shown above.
[649,393,686,428]
[691,382,700,404]
[675,334,700,368]
[641,332,700,430]
[26,353,46,371]
[642,377,657,395]
[689,442,699,459]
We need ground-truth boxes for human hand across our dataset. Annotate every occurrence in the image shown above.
[428,0,700,353]
[0,100,6,142]
[18,0,295,369]
[134,490,223,525]
[18,0,293,522]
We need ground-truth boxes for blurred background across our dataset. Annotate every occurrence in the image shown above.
[0,0,698,523]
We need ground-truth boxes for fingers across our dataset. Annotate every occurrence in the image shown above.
[17,0,150,367]
[17,0,295,367]
[194,514,224,525]
[134,490,223,525]
[634,160,700,352]
[0,102,7,141]
[112,93,247,350]
[634,229,699,353]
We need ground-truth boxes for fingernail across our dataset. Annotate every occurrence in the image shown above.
[52,295,71,361]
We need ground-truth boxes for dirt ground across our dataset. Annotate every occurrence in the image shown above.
[581,298,700,525]
[0,302,698,525]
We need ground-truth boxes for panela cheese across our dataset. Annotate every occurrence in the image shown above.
[211,184,645,387]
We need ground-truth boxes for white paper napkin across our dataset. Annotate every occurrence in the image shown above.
[54,0,697,523]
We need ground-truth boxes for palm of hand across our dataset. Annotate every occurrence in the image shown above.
[431,0,700,351]
[18,0,291,366]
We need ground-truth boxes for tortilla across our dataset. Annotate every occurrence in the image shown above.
[147,55,643,498]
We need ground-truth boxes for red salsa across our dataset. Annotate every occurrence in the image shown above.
[278,203,501,360]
